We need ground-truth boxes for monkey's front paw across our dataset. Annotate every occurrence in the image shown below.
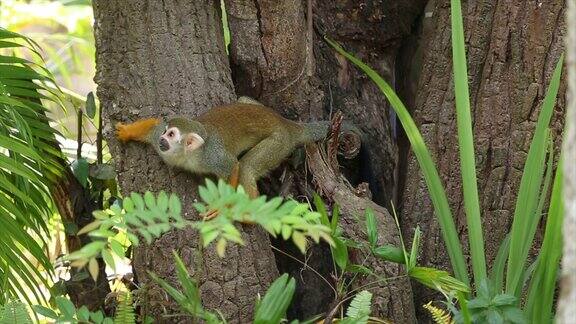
[115,122,132,142]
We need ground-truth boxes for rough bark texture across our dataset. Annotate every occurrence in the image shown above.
[399,0,566,317]
[225,0,423,322]
[92,1,278,322]
[306,143,416,323]
[557,0,575,321]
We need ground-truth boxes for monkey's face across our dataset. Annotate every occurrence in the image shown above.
[158,126,181,154]
[158,126,205,156]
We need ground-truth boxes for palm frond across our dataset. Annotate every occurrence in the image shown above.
[0,27,64,305]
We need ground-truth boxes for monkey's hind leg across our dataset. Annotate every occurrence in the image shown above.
[238,135,295,199]
[228,162,240,188]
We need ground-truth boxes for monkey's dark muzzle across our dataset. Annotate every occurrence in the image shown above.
[159,138,170,151]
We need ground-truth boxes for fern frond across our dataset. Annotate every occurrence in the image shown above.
[114,291,136,324]
[423,302,454,324]
[0,300,33,324]
[345,290,372,323]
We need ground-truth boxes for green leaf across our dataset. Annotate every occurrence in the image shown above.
[55,296,76,319]
[110,239,126,257]
[325,37,469,287]
[365,208,377,247]
[292,231,307,254]
[169,194,181,215]
[490,234,510,294]
[77,306,90,321]
[409,226,421,270]
[157,191,169,212]
[525,159,564,323]
[101,249,116,272]
[86,91,96,119]
[32,305,58,319]
[130,192,145,210]
[492,294,516,306]
[77,220,102,236]
[345,264,373,275]
[313,193,330,227]
[90,310,104,323]
[373,245,405,264]
[144,191,156,209]
[89,164,116,180]
[450,0,487,288]
[72,158,89,187]
[253,274,296,324]
[409,266,470,295]
[506,55,564,298]
[332,237,348,271]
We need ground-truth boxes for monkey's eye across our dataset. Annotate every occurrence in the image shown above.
[167,131,174,138]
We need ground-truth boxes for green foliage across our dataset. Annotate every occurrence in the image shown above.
[148,252,224,323]
[194,180,333,255]
[65,191,187,279]
[123,191,188,245]
[505,56,564,299]
[0,27,64,305]
[409,267,469,296]
[0,300,33,324]
[114,292,136,324]
[33,296,113,324]
[67,180,333,279]
[424,302,454,324]
[326,0,564,320]
[150,253,300,323]
[325,36,469,287]
[450,281,526,324]
[449,0,486,288]
[1,0,95,91]
[524,159,563,323]
[254,274,296,324]
[337,291,372,324]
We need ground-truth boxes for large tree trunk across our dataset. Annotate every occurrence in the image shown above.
[92,0,567,322]
[225,0,422,322]
[92,1,278,322]
[557,0,575,321]
[399,0,566,317]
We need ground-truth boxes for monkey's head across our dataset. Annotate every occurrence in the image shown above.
[156,118,206,157]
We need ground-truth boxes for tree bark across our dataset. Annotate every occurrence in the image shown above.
[557,0,575,321]
[91,0,568,322]
[225,0,422,322]
[398,0,566,317]
[92,1,278,322]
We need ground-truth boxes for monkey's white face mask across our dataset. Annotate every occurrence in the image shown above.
[158,126,205,155]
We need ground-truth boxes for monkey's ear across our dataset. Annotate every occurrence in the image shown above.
[185,133,205,152]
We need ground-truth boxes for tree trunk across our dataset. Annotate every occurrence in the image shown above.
[398,0,566,317]
[92,0,567,322]
[92,1,278,322]
[557,0,575,321]
[225,0,422,322]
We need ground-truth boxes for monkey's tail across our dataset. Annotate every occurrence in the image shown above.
[299,121,362,144]
[300,121,331,144]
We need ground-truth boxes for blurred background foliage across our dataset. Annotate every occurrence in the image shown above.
[1,0,97,159]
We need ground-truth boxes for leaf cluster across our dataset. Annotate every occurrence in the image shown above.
[33,297,112,324]
[194,180,333,256]
[0,27,65,305]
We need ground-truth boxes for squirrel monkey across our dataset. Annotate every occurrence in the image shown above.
[116,102,357,198]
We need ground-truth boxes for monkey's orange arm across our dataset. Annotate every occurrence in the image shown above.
[115,118,161,143]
